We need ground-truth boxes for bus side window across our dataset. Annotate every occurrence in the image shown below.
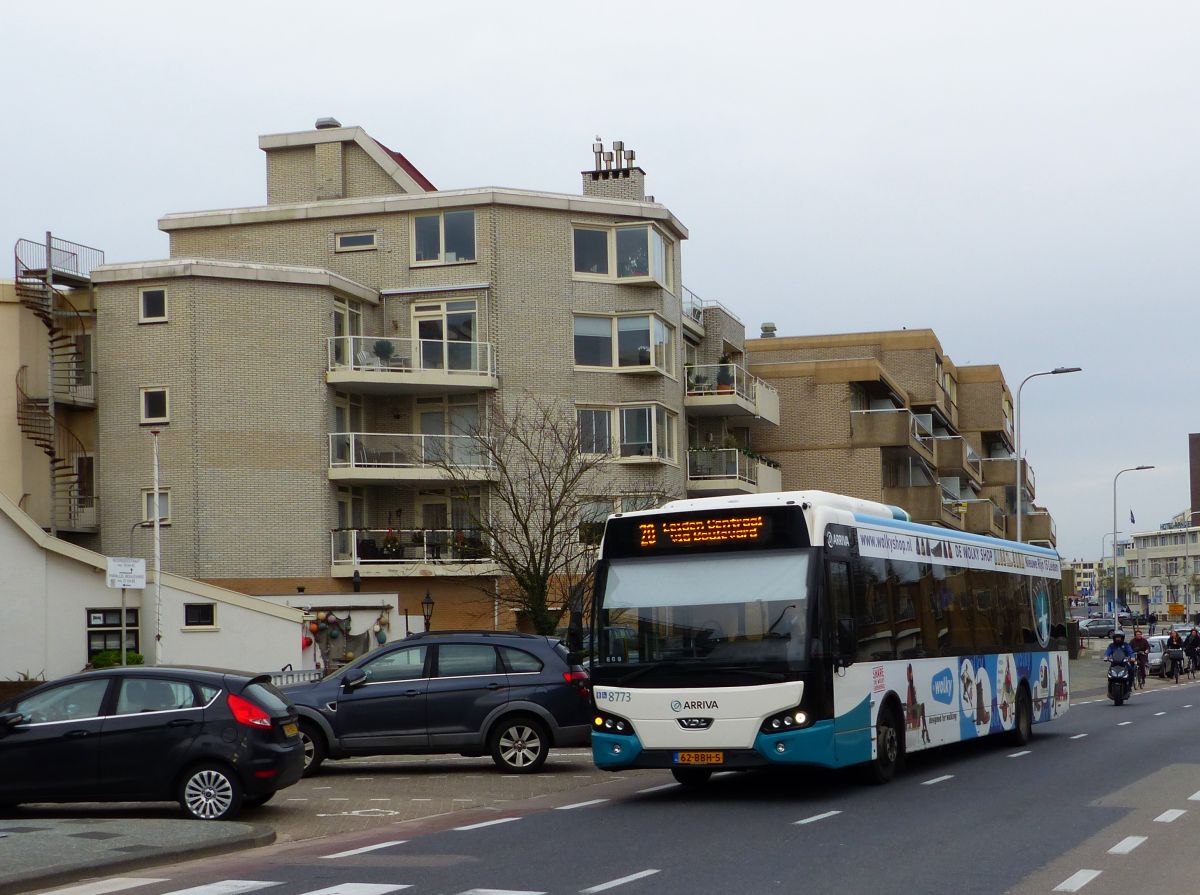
[828,560,855,662]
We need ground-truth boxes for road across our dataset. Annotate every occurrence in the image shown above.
[30,675,1200,895]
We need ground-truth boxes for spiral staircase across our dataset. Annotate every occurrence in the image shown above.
[13,235,104,534]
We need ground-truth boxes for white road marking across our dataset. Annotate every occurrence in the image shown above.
[1154,809,1186,823]
[1118,721,1132,726]
[794,810,842,825]
[556,799,610,810]
[329,798,350,801]
[35,880,168,895]
[457,890,545,895]
[922,775,954,785]
[320,840,409,859]
[636,783,679,794]
[370,798,391,802]
[1108,836,1147,854]
[1188,790,1200,801]
[454,817,522,831]
[1184,704,1193,708]
[354,777,375,781]
[156,883,279,895]
[1008,750,1031,758]
[1070,734,1088,740]
[1154,712,1166,716]
[313,786,332,790]
[411,798,432,801]
[287,798,308,801]
[1054,869,1102,891]
[579,869,662,893]
[300,887,411,895]
[453,799,474,802]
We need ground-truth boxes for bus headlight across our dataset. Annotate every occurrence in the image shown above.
[761,707,811,734]
[593,711,634,735]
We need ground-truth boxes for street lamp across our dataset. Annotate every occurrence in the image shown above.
[1014,367,1081,544]
[421,590,435,631]
[1113,465,1154,632]
[1099,531,1124,612]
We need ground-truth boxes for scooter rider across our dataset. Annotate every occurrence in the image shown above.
[1104,631,1136,699]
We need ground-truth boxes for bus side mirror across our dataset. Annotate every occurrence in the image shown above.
[836,617,857,667]
[566,610,584,655]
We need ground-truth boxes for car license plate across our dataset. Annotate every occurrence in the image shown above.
[674,751,723,765]
[283,722,298,738]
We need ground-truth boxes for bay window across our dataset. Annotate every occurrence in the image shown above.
[572,223,670,288]
[573,314,675,374]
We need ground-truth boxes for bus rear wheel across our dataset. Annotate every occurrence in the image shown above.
[863,706,902,785]
[671,767,713,786]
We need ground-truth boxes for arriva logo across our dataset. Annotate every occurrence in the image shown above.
[930,668,954,705]
[826,530,851,549]
[671,699,717,712]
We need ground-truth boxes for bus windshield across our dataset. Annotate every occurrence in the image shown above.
[597,550,813,676]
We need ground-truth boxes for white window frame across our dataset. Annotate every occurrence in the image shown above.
[412,209,476,266]
[139,286,168,324]
[140,387,170,424]
[335,231,377,253]
[571,222,671,289]
[142,487,171,525]
[572,313,675,376]
[576,403,678,463]
[577,407,612,455]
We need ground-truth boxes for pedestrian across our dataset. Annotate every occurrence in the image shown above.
[1149,612,1158,635]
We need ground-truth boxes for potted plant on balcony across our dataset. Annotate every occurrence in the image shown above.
[374,339,396,365]
[380,528,401,559]
[716,355,734,393]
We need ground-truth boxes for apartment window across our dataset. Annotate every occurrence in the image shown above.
[139,287,167,323]
[413,209,475,264]
[620,405,677,460]
[573,314,675,373]
[571,224,670,287]
[140,387,169,424]
[336,231,377,252]
[184,604,216,627]
[577,408,611,455]
[142,488,171,525]
[579,499,612,545]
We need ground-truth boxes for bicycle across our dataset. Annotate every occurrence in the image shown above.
[1134,652,1148,689]
[1166,648,1185,684]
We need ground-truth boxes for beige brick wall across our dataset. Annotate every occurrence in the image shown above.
[266,147,315,205]
[582,168,646,202]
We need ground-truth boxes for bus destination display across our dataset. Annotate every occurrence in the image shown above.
[602,505,808,559]
[638,514,766,549]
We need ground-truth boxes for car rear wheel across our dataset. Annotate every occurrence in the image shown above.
[490,716,549,773]
[299,720,327,777]
[179,764,243,821]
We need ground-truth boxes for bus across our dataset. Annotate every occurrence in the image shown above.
[588,490,1069,784]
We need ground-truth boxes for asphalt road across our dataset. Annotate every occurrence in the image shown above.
[43,675,1200,895]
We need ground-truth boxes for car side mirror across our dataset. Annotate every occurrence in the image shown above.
[341,667,367,692]
[836,617,857,668]
[0,712,23,736]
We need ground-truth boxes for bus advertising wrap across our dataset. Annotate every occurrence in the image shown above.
[855,525,1061,578]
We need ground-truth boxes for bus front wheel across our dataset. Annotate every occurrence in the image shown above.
[671,767,713,787]
[1006,687,1033,746]
[863,706,902,785]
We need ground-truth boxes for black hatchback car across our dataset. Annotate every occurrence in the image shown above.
[285,631,591,774]
[0,666,304,820]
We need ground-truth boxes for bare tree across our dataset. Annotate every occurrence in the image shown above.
[432,394,669,635]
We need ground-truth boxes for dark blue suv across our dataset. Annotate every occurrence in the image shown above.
[284,631,591,774]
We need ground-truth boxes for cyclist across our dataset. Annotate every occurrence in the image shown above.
[1184,627,1200,677]
[1164,629,1186,682]
[1130,628,1150,688]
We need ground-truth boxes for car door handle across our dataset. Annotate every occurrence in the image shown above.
[404,689,421,697]
[486,683,506,690]
[65,729,90,738]
[168,718,195,727]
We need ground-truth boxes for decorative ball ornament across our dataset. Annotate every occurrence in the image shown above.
[329,627,340,639]
[318,621,327,631]
[302,635,313,648]
[372,623,381,633]
[308,622,319,633]
[316,611,327,622]
[376,630,387,645]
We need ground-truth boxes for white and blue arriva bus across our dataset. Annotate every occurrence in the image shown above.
[589,490,1069,784]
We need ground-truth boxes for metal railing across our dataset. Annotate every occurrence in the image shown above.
[329,432,493,469]
[327,336,495,376]
[15,236,106,281]
[680,285,744,327]
[270,668,325,685]
[687,448,757,484]
[685,362,767,403]
[332,528,492,565]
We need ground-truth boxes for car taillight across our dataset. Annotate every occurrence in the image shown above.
[564,668,590,697]
[227,692,273,728]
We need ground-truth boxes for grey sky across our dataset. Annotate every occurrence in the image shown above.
[4,1,1197,562]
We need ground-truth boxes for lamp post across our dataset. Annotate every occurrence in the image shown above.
[1014,367,1081,544]
[1113,465,1154,632]
[1100,531,1124,613]
[421,590,435,632]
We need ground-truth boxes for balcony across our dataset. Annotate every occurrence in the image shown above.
[980,456,1035,499]
[1022,511,1056,547]
[961,498,1006,538]
[686,449,782,496]
[331,528,500,577]
[850,409,935,464]
[933,436,983,486]
[882,484,965,530]
[327,336,498,395]
[684,364,780,425]
[328,432,496,483]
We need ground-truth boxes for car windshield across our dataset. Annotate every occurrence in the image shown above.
[598,550,811,676]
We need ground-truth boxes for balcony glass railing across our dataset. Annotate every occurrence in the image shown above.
[686,363,764,403]
[329,432,492,469]
[687,448,756,484]
[328,336,495,376]
[331,528,491,565]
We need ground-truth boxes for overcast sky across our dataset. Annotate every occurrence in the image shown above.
[4,1,1197,562]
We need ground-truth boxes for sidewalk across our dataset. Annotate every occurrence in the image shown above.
[0,652,1128,894]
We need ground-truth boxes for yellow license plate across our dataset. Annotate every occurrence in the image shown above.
[674,751,724,765]
[283,722,299,738]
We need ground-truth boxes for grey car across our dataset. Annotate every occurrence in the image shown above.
[283,631,592,774]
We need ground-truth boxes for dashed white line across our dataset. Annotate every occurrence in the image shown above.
[636,783,679,794]
[794,810,842,825]
[370,798,391,802]
[1070,734,1089,740]
[1184,704,1193,708]
[1188,790,1200,802]
[557,799,610,810]
[1008,750,1031,758]
[579,869,661,893]
[458,890,544,895]
[1118,721,1133,726]
[151,883,278,895]
[1108,836,1147,855]
[320,840,409,859]
[1054,869,1102,891]
[454,817,522,831]
[922,775,954,786]
[329,798,350,801]
[1154,809,1186,823]
[32,880,168,895]
[1154,712,1166,716]
[302,886,410,895]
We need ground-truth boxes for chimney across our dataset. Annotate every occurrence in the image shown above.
[582,136,647,202]
[315,117,342,129]
[759,322,777,339]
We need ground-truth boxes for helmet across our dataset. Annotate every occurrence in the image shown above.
[1112,630,1125,641]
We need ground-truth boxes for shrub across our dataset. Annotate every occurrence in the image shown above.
[91,650,145,669]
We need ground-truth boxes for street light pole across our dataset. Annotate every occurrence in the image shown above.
[1014,367,1081,544]
[1113,465,1154,632]
[1100,531,1125,611]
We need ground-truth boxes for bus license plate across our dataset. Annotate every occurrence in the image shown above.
[283,722,299,738]
[674,751,723,765]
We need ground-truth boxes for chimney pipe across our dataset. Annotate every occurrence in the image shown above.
[315,117,342,129]
[760,322,777,338]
